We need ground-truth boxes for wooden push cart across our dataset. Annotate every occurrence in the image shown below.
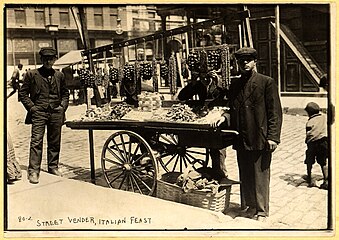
[65,119,238,196]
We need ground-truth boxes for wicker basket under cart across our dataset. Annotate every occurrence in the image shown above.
[156,172,231,212]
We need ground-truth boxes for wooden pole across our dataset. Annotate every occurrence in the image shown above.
[238,24,243,48]
[276,5,281,96]
[244,5,253,48]
[78,6,99,108]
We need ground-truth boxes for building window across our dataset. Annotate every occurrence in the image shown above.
[140,20,149,31]
[109,7,118,29]
[110,14,117,29]
[59,39,77,53]
[59,8,70,26]
[34,10,45,27]
[148,12,155,18]
[14,9,26,26]
[94,7,103,27]
[133,19,140,31]
[149,21,155,31]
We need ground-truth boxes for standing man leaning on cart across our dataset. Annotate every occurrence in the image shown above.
[19,47,70,184]
[212,47,282,222]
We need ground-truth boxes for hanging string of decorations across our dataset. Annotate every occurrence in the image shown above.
[168,51,177,95]
[220,45,231,89]
[152,37,159,92]
[160,34,169,82]
[79,10,248,101]
[180,33,189,80]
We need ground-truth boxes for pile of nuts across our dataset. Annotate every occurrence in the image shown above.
[165,104,198,122]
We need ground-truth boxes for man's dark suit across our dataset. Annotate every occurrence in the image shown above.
[229,71,282,217]
[19,67,70,175]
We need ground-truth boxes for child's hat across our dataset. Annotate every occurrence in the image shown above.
[305,102,320,114]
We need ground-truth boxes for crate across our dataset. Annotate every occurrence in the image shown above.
[156,172,231,212]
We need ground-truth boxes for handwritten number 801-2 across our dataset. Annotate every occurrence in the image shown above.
[18,216,32,222]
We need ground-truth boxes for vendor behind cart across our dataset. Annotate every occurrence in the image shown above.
[177,69,226,110]
[177,69,229,182]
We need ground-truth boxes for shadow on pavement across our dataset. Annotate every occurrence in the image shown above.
[224,202,243,219]
[279,173,323,187]
[59,163,110,188]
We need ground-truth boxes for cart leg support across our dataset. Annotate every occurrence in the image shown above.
[88,129,96,184]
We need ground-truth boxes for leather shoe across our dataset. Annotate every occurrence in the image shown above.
[239,207,257,218]
[48,169,63,177]
[28,172,39,184]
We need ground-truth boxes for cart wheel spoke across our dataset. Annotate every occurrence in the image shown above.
[119,134,129,161]
[107,145,126,163]
[130,152,148,165]
[131,171,152,192]
[182,156,188,168]
[186,152,199,162]
[156,134,208,173]
[103,155,124,167]
[164,154,177,167]
[101,130,156,195]
[132,142,141,158]
[132,167,154,179]
[159,134,175,144]
[130,174,143,194]
[127,137,132,163]
[118,172,128,190]
[111,138,127,163]
[170,134,179,144]
[109,171,124,187]
[172,155,180,172]
[103,166,123,174]
[186,149,207,156]
[183,155,193,165]
[156,157,170,173]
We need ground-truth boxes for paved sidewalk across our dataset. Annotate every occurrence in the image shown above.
[6,170,268,238]
[5,93,331,237]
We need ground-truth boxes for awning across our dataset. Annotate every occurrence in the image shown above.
[54,50,84,66]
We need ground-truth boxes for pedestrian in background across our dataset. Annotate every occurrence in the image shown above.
[19,47,70,184]
[212,47,283,221]
[304,102,328,189]
[7,63,24,100]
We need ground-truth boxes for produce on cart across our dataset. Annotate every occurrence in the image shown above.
[65,14,244,202]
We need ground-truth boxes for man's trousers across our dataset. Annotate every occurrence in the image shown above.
[237,149,272,217]
[29,108,64,174]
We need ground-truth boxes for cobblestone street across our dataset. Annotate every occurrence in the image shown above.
[6,93,330,230]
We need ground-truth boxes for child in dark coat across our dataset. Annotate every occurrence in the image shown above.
[304,102,328,189]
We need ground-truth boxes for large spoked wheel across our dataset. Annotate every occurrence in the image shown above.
[101,130,157,196]
[156,134,209,173]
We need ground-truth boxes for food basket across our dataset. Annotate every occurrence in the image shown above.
[156,172,231,212]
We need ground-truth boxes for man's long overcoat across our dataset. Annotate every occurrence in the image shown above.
[229,71,283,150]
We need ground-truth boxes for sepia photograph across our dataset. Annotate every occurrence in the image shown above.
[3,2,335,239]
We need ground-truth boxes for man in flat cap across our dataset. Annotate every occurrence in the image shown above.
[212,47,282,221]
[19,47,70,184]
